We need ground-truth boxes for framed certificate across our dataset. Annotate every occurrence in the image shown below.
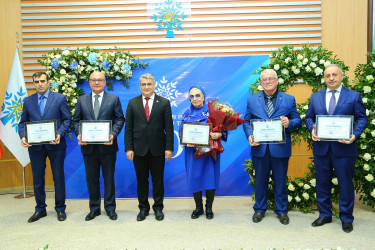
[251,119,286,144]
[25,120,57,144]
[181,123,211,146]
[80,120,112,144]
[316,115,353,141]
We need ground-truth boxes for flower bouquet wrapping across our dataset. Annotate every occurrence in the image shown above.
[194,99,245,160]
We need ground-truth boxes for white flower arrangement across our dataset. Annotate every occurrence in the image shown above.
[38,46,147,114]
[246,45,349,214]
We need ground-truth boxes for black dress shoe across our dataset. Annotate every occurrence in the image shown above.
[155,210,164,221]
[277,214,289,225]
[191,206,204,219]
[137,210,149,221]
[311,217,332,227]
[28,211,47,223]
[252,212,265,223]
[57,211,66,221]
[342,222,353,233]
[205,207,214,220]
[85,210,101,221]
[107,211,117,220]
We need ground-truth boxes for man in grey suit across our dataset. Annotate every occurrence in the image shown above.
[72,71,125,221]
[125,73,174,221]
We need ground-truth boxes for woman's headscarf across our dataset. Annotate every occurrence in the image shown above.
[188,86,208,113]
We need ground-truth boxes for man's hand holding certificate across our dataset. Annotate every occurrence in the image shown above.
[314,115,354,142]
[251,118,286,144]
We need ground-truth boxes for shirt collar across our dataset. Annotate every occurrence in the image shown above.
[37,90,50,99]
[326,85,342,93]
[264,89,278,98]
[142,93,155,100]
[93,91,104,97]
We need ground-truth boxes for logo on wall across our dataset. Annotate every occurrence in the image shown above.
[151,0,188,38]
[0,87,26,133]
[155,76,182,107]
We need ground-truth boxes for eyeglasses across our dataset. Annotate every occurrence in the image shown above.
[189,94,202,99]
[90,79,105,83]
[141,83,154,87]
[261,77,277,82]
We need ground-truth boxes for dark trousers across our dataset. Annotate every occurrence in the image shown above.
[252,146,289,214]
[83,147,116,213]
[134,150,165,212]
[314,150,356,223]
[29,146,66,213]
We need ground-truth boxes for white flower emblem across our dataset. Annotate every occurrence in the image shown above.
[154,76,182,107]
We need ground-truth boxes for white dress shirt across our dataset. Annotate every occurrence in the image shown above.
[142,93,155,114]
[325,85,342,113]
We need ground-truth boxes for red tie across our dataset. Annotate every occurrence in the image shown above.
[145,97,150,121]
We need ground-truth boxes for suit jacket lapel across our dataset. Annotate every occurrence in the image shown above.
[86,93,95,120]
[320,90,328,115]
[272,91,283,116]
[135,95,147,121]
[334,87,349,115]
[31,94,42,118]
[150,95,161,121]
[258,92,268,116]
[98,92,109,119]
[42,91,55,118]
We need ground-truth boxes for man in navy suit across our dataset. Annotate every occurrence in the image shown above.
[72,71,125,221]
[243,69,301,225]
[125,73,174,221]
[19,71,71,223]
[305,64,367,233]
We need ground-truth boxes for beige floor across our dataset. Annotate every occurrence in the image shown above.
[0,192,374,250]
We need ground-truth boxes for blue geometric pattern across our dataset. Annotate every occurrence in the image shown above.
[0,86,27,133]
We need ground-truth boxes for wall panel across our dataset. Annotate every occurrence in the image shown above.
[20,0,322,83]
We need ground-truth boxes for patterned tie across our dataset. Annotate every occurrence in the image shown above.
[39,95,46,115]
[94,94,100,119]
[328,90,337,115]
[145,97,150,121]
[266,95,274,117]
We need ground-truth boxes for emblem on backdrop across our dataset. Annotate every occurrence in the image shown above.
[150,0,190,38]
[155,76,182,107]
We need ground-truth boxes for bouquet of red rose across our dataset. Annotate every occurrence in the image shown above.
[194,99,245,160]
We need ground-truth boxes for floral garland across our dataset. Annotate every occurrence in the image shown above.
[38,46,147,114]
[352,51,375,208]
[244,44,351,214]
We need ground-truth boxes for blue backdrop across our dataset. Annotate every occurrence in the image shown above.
[64,55,269,198]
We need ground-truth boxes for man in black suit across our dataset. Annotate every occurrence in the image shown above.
[19,72,71,223]
[73,71,125,221]
[125,73,174,221]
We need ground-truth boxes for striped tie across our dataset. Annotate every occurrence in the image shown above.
[266,95,274,117]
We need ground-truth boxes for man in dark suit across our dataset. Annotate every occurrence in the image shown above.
[125,73,174,221]
[19,71,71,223]
[72,71,125,221]
[243,69,301,225]
[305,64,367,233]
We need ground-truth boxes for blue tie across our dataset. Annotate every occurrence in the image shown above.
[328,90,336,115]
[39,96,46,115]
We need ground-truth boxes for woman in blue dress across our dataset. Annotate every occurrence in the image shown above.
[180,86,227,219]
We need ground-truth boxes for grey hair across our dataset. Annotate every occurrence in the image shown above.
[324,64,344,75]
[139,73,155,83]
[260,69,278,80]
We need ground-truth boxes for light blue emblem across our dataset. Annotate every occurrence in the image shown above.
[151,0,188,38]
[0,86,27,133]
